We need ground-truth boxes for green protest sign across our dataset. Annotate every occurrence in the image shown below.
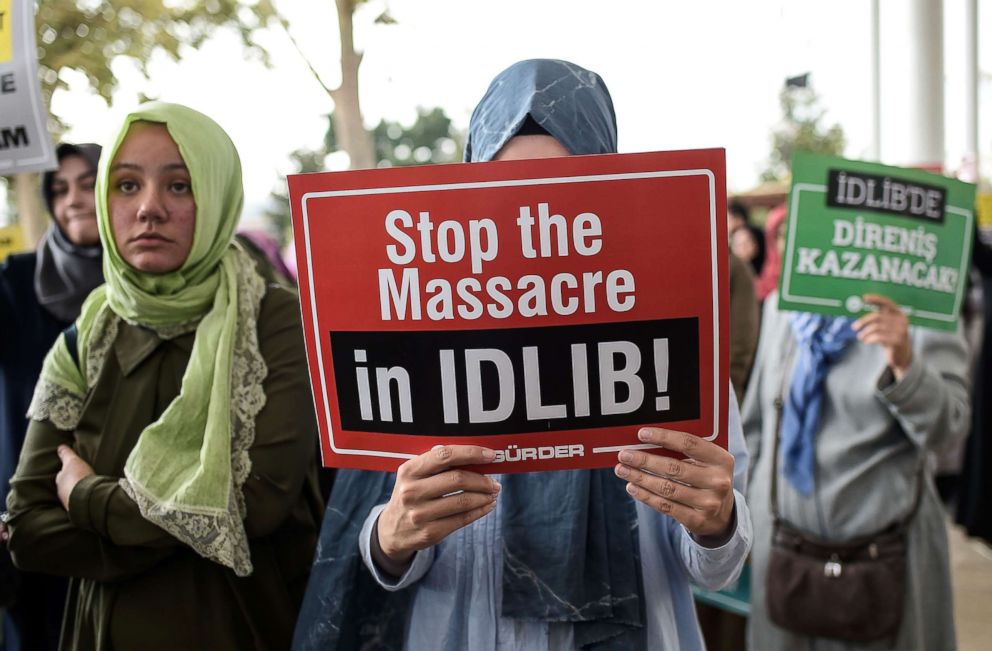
[778,152,975,332]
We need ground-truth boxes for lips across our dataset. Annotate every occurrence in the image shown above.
[132,232,171,244]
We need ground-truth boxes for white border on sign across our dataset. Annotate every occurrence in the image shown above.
[0,0,54,171]
[301,169,720,461]
[782,184,974,322]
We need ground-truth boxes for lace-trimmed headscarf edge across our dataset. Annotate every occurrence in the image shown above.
[28,246,267,575]
[28,285,112,429]
[120,247,267,577]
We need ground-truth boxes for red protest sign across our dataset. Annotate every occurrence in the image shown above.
[290,149,729,473]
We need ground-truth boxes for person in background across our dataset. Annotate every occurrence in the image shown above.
[0,143,102,651]
[4,103,321,651]
[235,228,297,288]
[293,58,752,651]
[754,204,786,303]
[730,227,761,274]
[743,283,969,649]
[957,228,992,543]
[727,199,765,277]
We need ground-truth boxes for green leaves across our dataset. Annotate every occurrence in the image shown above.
[36,0,278,130]
[762,85,846,183]
[372,106,464,167]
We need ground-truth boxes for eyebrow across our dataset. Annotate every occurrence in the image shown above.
[52,170,95,183]
[110,162,189,173]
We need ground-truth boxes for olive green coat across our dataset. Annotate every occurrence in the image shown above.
[6,286,322,651]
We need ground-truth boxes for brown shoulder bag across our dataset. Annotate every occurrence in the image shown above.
[764,350,922,643]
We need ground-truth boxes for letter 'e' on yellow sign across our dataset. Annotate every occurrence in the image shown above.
[0,0,12,63]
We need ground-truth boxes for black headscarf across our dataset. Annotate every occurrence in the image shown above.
[34,143,103,322]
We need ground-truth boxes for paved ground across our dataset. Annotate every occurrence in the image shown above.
[949,522,992,651]
[1,520,989,650]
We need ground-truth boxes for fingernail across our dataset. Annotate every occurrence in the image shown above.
[615,464,630,478]
[482,449,495,461]
[619,450,633,463]
[637,429,650,442]
[491,480,502,493]
[626,483,638,497]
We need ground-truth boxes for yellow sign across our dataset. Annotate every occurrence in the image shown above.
[0,0,12,63]
[0,223,25,262]
[978,193,992,230]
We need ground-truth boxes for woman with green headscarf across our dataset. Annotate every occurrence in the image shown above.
[3,103,323,651]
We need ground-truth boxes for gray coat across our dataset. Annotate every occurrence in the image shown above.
[743,294,970,651]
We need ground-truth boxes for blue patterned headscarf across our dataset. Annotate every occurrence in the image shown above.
[465,58,618,162]
[782,313,858,495]
[466,58,644,648]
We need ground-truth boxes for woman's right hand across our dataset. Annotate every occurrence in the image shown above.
[377,445,501,565]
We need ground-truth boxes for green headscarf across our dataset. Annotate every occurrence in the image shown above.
[29,102,267,576]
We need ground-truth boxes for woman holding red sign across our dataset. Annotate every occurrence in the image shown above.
[293,59,752,651]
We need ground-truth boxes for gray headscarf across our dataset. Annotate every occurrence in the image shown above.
[465,58,618,163]
[34,143,104,323]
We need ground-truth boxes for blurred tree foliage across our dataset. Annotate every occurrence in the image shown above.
[762,85,846,183]
[266,108,464,245]
[265,147,326,247]
[370,107,463,167]
[36,0,279,132]
[4,1,279,247]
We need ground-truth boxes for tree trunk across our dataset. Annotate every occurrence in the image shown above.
[274,1,377,169]
[13,173,46,248]
[331,0,376,170]
[331,0,375,169]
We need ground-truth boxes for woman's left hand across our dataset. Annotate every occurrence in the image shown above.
[55,445,94,510]
[853,293,913,381]
[615,427,735,539]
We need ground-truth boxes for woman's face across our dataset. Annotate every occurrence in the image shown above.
[109,122,196,274]
[51,155,99,246]
[493,134,570,161]
[731,227,758,262]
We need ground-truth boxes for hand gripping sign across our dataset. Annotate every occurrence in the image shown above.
[290,149,729,473]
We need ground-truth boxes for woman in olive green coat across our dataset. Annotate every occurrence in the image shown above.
[3,103,322,651]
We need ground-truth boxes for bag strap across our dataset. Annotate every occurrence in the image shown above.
[769,339,794,527]
[770,337,926,534]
